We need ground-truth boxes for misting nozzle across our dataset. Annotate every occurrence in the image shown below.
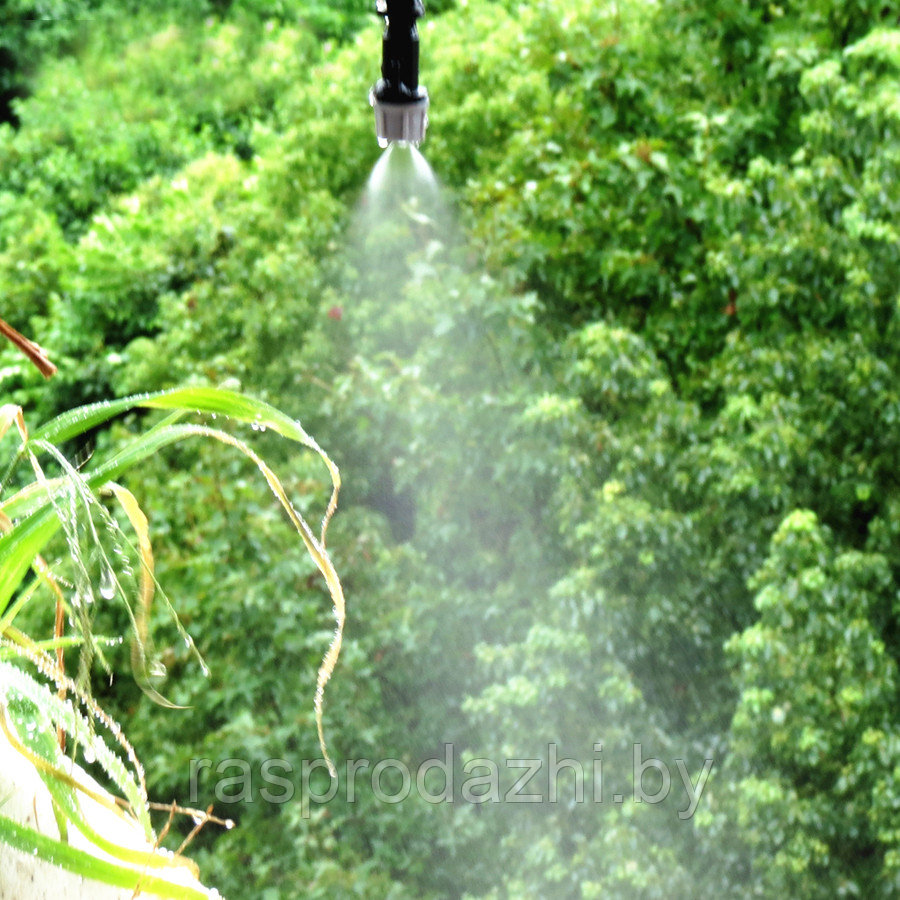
[370,91,429,147]
[371,0,429,146]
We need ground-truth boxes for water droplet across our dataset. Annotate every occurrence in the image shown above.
[150,661,167,678]
[73,589,94,608]
[99,566,116,600]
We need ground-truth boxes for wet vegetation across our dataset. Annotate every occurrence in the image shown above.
[3,0,900,896]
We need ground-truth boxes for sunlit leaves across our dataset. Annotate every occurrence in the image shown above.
[723,512,900,895]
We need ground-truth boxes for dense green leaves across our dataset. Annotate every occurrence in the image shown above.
[720,512,900,895]
[4,0,900,896]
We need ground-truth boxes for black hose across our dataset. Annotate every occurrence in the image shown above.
[373,0,426,104]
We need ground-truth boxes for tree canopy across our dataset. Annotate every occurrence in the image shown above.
[2,0,900,896]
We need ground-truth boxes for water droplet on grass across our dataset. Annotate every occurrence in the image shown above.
[99,566,116,600]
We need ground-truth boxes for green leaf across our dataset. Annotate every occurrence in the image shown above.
[0,812,212,900]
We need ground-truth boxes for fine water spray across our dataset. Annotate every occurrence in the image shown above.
[370,0,429,147]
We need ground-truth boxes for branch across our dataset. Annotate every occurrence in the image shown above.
[0,317,57,378]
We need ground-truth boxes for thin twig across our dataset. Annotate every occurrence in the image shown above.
[148,799,235,832]
[0,317,57,378]
[174,803,233,856]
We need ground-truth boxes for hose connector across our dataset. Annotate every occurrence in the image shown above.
[370,0,429,146]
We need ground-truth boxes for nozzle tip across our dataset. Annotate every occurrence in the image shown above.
[370,90,429,147]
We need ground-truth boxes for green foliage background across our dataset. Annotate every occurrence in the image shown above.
[3,0,900,896]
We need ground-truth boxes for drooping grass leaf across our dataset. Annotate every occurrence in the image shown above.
[0,386,345,770]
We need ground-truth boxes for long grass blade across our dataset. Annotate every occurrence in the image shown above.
[0,813,211,899]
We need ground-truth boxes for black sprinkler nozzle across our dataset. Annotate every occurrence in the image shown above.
[370,0,429,146]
